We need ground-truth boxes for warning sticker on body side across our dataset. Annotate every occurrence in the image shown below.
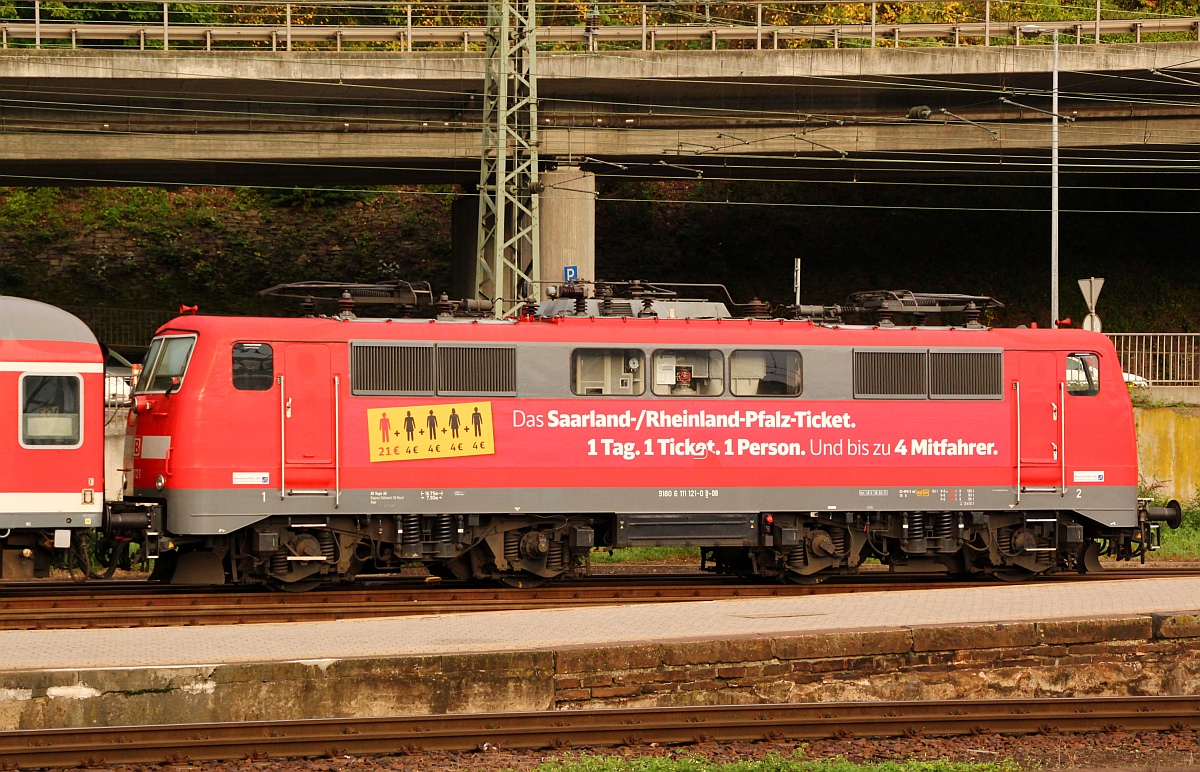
[367,401,495,462]
[1073,470,1105,483]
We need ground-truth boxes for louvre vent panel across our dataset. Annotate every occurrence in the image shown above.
[437,347,517,395]
[853,351,928,398]
[930,352,1003,398]
[350,344,434,395]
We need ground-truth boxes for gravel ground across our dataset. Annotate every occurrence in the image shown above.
[43,728,1200,772]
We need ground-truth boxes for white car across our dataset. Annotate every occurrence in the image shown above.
[1123,372,1151,388]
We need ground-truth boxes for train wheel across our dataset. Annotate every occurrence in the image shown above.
[991,568,1038,583]
[268,578,323,592]
[782,571,826,586]
[497,572,551,589]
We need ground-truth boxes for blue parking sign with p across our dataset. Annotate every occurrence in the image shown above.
[564,265,579,282]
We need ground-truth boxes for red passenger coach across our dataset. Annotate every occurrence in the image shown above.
[115,288,1174,588]
[0,296,104,576]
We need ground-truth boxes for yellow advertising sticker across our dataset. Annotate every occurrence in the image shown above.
[367,401,495,462]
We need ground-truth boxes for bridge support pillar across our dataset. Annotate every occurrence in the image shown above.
[450,193,479,301]
[538,166,595,298]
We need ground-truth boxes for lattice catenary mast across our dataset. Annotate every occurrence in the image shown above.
[475,0,540,314]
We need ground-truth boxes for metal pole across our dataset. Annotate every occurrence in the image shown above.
[641,4,646,50]
[756,2,762,49]
[286,3,292,51]
[984,0,990,46]
[1051,29,1060,327]
[1094,0,1100,43]
[407,4,413,51]
[34,0,39,49]
[870,2,875,46]
[162,1,168,50]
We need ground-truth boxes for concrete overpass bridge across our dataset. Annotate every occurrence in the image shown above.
[0,42,1195,186]
[0,33,1196,294]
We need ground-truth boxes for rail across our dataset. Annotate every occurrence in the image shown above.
[1,696,1198,766]
[0,0,1194,51]
[1108,333,1200,387]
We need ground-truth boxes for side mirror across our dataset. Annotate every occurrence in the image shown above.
[165,376,181,397]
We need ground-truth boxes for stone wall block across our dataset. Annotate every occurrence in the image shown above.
[555,644,662,674]
[1037,617,1153,645]
[661,638,774,666]
[1153,612,1200,639]
[772,630,911,660]
[912,622,1037,652]
[589,685,642,698]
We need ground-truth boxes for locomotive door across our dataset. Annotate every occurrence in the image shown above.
[281,343,335,495]
[1016,352,1063,491]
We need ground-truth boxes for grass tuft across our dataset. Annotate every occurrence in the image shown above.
[589,547,700,564]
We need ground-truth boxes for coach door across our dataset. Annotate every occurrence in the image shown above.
[1016,352,1063,493]
[281,343,336,498]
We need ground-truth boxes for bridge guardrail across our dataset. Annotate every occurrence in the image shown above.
[0,0,1195,51]
[1109,333,1200,388]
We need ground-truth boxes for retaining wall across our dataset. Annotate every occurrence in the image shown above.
[4,614,1200,730]
[1136,406,1200,503]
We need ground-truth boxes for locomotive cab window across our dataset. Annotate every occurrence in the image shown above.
[651,350,724,397]
[232,343,274,391]
[1067,353,1100,396]
[20,374,82,448]
[731,350,802,397]
[572,349,645,396]
[136,335,196,393]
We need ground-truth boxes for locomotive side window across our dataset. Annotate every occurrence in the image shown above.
[136,336,196,393]
[572,349,645,396]
[1067,353,1100,396]
[731,350,802,397]
[232,343,274,391]
[20,374,82,447]
[651,350,724,397]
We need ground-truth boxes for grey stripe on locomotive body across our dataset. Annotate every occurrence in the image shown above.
[144,485,1140,537]
[369,341,862,400]
[0,512,94,529]
[356,341,1012,400]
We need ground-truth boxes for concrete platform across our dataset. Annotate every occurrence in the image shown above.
[4,577,1200,730]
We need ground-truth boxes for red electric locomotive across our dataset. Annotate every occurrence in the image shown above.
[108,284,1176,588]
[0,297,104,577]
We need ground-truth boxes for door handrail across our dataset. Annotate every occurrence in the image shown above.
[1013,380,1021,505]
[278,374,286,501]
[334,374,341,509]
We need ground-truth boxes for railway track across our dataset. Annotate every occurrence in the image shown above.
[0,566,1196,631]
[2,696,1197,768]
